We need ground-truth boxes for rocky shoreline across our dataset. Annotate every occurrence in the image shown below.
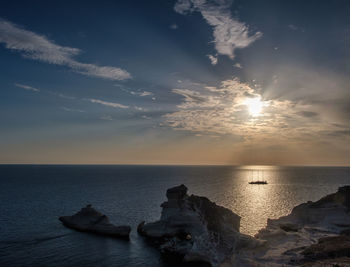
[235,185,350,266]
[59,185,350,266]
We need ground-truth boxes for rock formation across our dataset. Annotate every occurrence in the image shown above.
[59,205,131,239]
[234,186,350,266]
[58,185,350,266]
[137,184,259,266]
[138,185,350,266]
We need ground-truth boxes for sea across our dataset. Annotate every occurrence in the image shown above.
[0,165,349,266]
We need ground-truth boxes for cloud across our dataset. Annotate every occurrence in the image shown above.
[172,88,220,108]
[100,115,114,121]
[0,19,131,80]
[61,106,85,113]
[14,82,135,111]
[165,78,342,146]
[170,23,178,30]
[15,83,77,100]
[87,98,129,109]
[234,63,243,69]
[321,130,350,137]
[288,24,298,31]
[207,54,218,65]
[134,106,147,111]
[141,115,151,120]
[128,90,154,97]
[14,83,40,92]
[174,0,262,59]
[136,91,153,97]
[297,111,318,118]
[49,91,76,100]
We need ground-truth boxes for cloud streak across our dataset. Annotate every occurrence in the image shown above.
[61,106,85,113]
[174,0,262,60]
[13,82,136,110]
[88,98,129,109]
[14,83,40,92]
[130,90,154,97]
[119,87,154,97]
[0,19,131,80]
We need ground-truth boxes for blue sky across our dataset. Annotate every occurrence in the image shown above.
[1,0,350,165]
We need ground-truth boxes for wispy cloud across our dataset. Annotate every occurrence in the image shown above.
[14,83,40,92]
[141,115,151,120]
[124,89,154,97]
[174,0,262,60]
[49,91,76,100]
[0,19,131,80]
[165,78,340,146]
[14,82,138,112]
[100,115,114,121]
[134,91,153,97]
[61,106,85,113]
[134,106,146,111]
[288,24,298,31]
[88,98,129,109]
[234,63,243,69]
[170,23,178,30]
[207,54,218,65]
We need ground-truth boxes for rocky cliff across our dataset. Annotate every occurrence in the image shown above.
[137,184,260,266]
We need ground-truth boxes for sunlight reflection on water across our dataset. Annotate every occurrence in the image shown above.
[217,165,342,235]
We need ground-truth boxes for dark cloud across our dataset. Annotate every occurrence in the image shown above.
[297,111,318,117]
[320,129,350,137]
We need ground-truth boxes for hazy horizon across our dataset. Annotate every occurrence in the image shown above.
[1,163,350,167]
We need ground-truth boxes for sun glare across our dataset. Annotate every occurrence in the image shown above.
[244,97,264,117]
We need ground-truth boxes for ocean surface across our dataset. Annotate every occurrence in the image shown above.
[0,165,349,266]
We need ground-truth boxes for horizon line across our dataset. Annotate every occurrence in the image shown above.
[0,163,349,167]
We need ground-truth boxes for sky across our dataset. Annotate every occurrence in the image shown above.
[0,0,350,165]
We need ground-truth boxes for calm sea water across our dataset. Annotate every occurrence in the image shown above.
[0,165,349,266]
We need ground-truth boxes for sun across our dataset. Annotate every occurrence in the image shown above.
[244,97,264,117]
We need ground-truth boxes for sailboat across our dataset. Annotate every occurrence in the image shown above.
[248,169,268,184]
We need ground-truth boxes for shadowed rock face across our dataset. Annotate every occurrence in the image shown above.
[59,205,131,239]
[137,184,257,267]
[302,234,350,261]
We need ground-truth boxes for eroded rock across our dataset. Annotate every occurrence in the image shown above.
[138,184,257,266]
[59,204,131,239]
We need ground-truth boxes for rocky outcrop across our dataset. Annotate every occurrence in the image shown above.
[137,184,259,266]
[58,185,350,266]
[235,186,350,266]
[138,185,350,266]
[59,205,131,239]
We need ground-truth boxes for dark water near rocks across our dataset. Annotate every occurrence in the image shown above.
[0,165,349,266]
